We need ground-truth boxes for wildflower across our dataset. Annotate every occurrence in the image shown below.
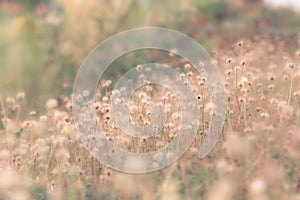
[269,98,277,105]
[187,71,193,77]
[102,96,109,102]
[225,69,232,76]
[287,62,295,69]
[260,95,266,101]
[103,106,110,113]
[104,114,111,120]
[53,111,68,122]
[293,90,300,97]
[241,76,248,83]
[260,112,269,118]
[141,98,149,105]
[145,85,153,92]
[184,63,191,69]
[94,102,101,111]
[83,90,90,97]
[204,103,215,114]
[16,92,25,100]
[168,133,175,138]
[267,73,275,81]
[46,98,58,110]
[12,104,21,111]
[49,180,56,191]
[40,115,48,122]
[65,101,72,110]
[240,60,246,66]
[62,124,75,136]
[137,91,147,99]
[198,61,204,67]
[168,49,177,57]
[2,118,10,129]
[237,40,243,47]
[180,73,185,80]
[106,80,112,87]
[234,66,241,71]
[268,84,274,90]
[249,178,266,197]
[6,97,15,105]
[226,58,233,64]
[199,80,205,86]
[171,112,181,121]
[197,95,201,100]
[29,111,37,116]
[21,120,37,129]
[136,65,142,71]
[75,94,83,102]
[239,76,248,86]
[283,74,289,80]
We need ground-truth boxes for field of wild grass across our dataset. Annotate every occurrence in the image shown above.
[1,0,300,200]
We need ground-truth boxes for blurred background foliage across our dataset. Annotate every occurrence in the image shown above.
[0,0,300,107]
